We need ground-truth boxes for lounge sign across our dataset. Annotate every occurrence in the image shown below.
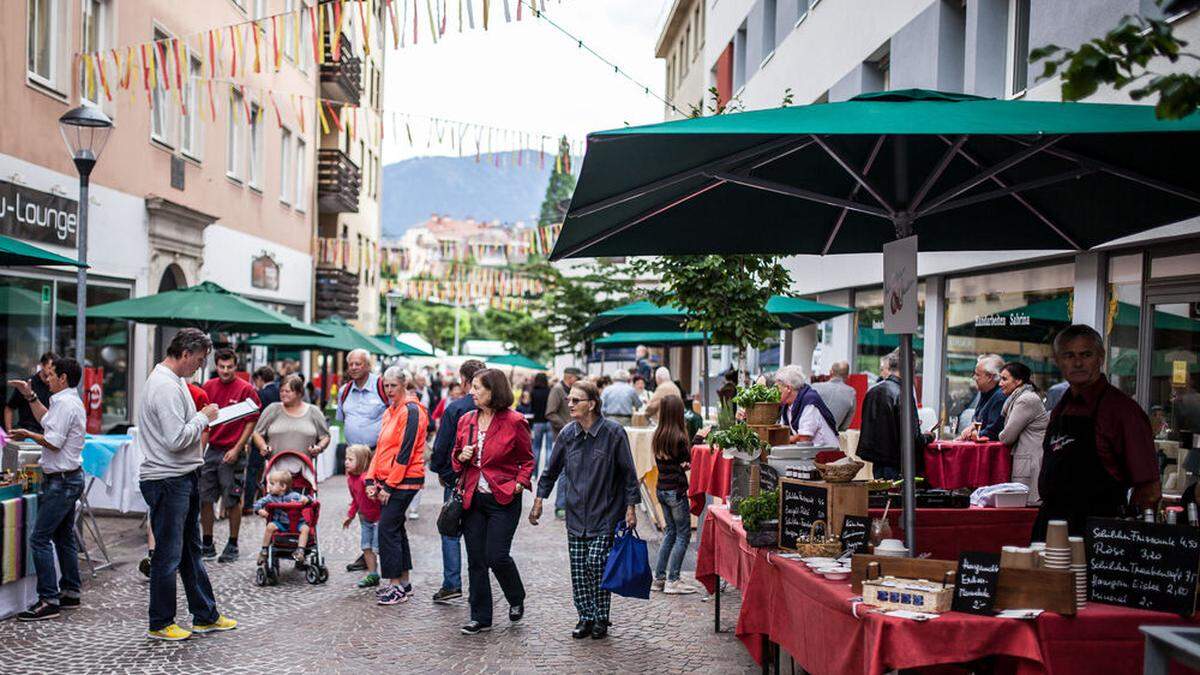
[0,180,78,248]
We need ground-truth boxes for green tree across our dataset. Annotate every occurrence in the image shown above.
[522,257,635,358]
[538,136,577,226]
[1032,4,1200,119]
[471,308,555,363]
[387,298,468,353]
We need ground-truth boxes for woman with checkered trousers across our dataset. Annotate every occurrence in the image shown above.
[530,380,640,640]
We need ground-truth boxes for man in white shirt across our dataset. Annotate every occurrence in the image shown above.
[775,365,841,448]
[8,357,86,621]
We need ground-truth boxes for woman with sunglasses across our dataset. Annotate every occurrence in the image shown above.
[530,380,640,640]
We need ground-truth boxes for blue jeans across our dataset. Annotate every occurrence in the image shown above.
[140,471,220,631]
[531,422,553,477]
[31,472,84,604]
[654,489,692,581]
[440,486,462,590]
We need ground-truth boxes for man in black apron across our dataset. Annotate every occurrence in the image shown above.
[1034,325,1160,539]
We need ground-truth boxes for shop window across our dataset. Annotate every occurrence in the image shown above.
[0,277,55,413]
[1106,253,1142,397]
[854,285,925,378]
[943,263,1073,426]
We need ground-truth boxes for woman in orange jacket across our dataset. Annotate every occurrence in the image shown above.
[365,366,427,605]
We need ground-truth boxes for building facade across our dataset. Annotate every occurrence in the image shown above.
[1,0,319,431]
[682,0,1200,428]
[657,0,709,120]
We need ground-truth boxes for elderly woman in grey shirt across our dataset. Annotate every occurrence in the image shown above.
[980,362,1047,504]
[251,375,331,459]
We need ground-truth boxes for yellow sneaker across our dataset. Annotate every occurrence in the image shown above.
[191,615,237,633]
[147,624,192,641]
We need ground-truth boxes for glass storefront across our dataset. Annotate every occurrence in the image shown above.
[853,285,925,378]
[943,263,1073,424]
[1145,249,1200,446]
[1106,253,1143,398]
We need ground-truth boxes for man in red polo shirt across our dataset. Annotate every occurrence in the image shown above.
[1035,324,1159,538]
[200,349,261,563]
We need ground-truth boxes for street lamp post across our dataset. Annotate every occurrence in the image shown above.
[58,105,114,382]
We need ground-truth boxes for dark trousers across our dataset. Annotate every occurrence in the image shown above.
[30,472,83,603]
[378,489,416,579]
[140,471,219,631]
[462,492,525,624]
[243,446,265,506]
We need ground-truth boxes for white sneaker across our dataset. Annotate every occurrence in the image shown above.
[664,580,697,595]
[407,511,420,520]
[651,578,665,592]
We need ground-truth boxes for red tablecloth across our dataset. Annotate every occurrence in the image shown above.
[925,440,1013,490]
[688,445,732,515]
[867,507,1038,560]
[702,507,1200,675]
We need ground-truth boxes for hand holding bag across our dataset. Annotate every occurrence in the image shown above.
[600,522,653,599]
[437,418,476,538]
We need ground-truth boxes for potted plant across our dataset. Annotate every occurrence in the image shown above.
[709,423,768,462]
[735,489,780,547]
[732,384,782,426]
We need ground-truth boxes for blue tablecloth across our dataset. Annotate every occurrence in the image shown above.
[82,434,133,484]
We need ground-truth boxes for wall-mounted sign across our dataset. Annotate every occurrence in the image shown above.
[251,253,280,291]
[0,180,79,248]
[974,313,1031,328]
[883,235,918,335]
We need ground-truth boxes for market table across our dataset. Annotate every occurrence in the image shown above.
[0,494,37,620]
[688,444,733,515]
[82,432,146,514]
[867,506,1038,560]
[623,426,665,528]
[925,440,1012,490]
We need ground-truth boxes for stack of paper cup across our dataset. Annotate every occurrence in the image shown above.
[1043,520,1072,570]
[1070,535,1087,610]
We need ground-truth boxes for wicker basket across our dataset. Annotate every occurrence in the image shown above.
[816,460,865,483]
[747,402,779,426]
[795,520,842,557]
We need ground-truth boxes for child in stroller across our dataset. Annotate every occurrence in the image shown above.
[252,451,328,585]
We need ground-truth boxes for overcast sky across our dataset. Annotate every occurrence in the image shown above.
[381,0,670,163]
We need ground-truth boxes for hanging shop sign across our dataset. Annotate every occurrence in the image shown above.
[0,180,79,248]
[251,253,280,291]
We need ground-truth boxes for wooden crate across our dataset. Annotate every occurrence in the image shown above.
[777,477,868,545]
[749,424,790,446]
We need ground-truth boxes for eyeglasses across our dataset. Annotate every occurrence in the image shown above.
[567,397,590,405]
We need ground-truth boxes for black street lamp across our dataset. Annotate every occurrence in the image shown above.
[58,105,113,373]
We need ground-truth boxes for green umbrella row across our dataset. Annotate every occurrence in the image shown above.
[593,331,713,347]
[585,296,852,335]
[248,315,397,356]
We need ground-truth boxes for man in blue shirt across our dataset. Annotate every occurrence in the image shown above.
[337,349,389,574]
[428,359,486,604]
[957,354,1008,440]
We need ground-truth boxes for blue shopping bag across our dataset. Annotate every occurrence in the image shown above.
[600,522,652,599]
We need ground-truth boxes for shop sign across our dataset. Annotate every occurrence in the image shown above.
[0,180,78,247]
[883,235,918,334]
[251,253,280,291]
[973,313,1031,328]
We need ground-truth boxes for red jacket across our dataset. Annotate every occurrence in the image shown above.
[451,408,533,510]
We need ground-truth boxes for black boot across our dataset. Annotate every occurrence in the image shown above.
[346,553,367,572]
[572,620,594,639]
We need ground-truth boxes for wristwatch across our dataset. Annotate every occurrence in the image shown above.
[25,394,36,403]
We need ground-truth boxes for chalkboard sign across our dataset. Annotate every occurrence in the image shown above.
[840,515,871,555]
[952,552,1002,615]
[1084,517,1200,616]
[759,464,779,494]
[779,480,828,550]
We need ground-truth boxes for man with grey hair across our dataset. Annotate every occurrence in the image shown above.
[774,365,839,446]
[644,366,682,420]
[857,349,925,480]
[812,361,856,431]
[957,353,1008,441]
[1033,324,1159,538]
[600,369,642,425]
[338,348,388,451]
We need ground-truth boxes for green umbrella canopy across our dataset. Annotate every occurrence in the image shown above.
[372,334,435,357]
[0,234,86,267]
[551,89,1200,260]
[247,315,398,355]
[0,285,75,317]
[586,296,852,334]
[486,354,548,370]
[594,331,713,347]
[87,281,329,336]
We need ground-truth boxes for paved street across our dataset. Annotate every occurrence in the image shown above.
[0,477,754,674]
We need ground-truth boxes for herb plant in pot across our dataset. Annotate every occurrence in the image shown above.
[736,489,780,548]
[710,423,769,513]
[733,384,782,426]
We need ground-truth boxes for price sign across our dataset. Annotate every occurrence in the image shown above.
[1085,517,1200,616]
[840,514,871,555]
[778,480,827,551]
[952,551,1001,615]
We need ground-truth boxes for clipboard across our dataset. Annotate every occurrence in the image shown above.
[209,399,260,427]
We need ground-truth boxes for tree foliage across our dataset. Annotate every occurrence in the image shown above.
[387,298,467,353]
[538,136,578,226]
[522,257,636,357]
[472,308,555,363]
[1032,7,1200,119]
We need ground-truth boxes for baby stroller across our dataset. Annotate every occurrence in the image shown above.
[254,450,329,586]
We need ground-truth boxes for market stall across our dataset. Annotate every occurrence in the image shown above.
[924,440,1013,490]
[0,493,37,620]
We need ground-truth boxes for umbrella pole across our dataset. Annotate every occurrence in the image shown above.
[702,337,710,419]
[900,333,917,557]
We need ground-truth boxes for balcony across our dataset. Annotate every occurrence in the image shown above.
[314,267,359,322]
[317,149,361,214]
[320,33,361,105]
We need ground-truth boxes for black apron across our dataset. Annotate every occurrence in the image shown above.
[1033,387,1129,539]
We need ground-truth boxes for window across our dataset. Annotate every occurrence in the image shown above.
[694,6,703,55]
[54,279,133,429]
[1106,253,1143,397]
[227,87,244,179]
[679,38,687,76]
[295,137,307,211]
[28,0,62,89]
[1007,0,1031,95]
[249,102,264,189]
[854,285,926,377]
[796,0,809,25]
[80,0,110,103]
[252,0,266,19]
[150,29,179,147]
[762,0,778,59]
[667,55,675,93]
[280,127,293,204]
[181,56,203,159]
[283,0,297,61]
[733,22,748,91]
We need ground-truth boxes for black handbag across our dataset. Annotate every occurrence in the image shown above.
[437,418,474,538]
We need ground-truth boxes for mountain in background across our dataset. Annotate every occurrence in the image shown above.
[381,152,567,237]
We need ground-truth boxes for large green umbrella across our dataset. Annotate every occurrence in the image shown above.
[0,285,75,317]
[88,281,329,336]
[247,315,398,356]
[486,354,547,370]
[0,234,86,267]
[551,88,1200,558]
[594,331,713,347]
[373,334,435,357]
[586,296,852,334]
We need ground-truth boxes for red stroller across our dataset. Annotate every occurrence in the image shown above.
[253,450,329,586]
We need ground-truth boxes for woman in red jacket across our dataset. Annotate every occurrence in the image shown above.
[451,368,533,635]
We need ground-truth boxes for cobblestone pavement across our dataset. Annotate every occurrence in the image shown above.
[0,476,754,674]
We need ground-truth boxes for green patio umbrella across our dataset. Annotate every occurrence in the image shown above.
[586,296,852,334]
[486,354,548,370]
[593,331,712,347]
[373,334,435,357]
[88,281,329,336]
[247,315,398,356]
[0,285,76,317]
[0,234,86,267]
[550,88,1200,558]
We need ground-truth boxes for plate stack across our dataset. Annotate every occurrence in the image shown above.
[1069,536,1087,610]
[1043,520,1073,571]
